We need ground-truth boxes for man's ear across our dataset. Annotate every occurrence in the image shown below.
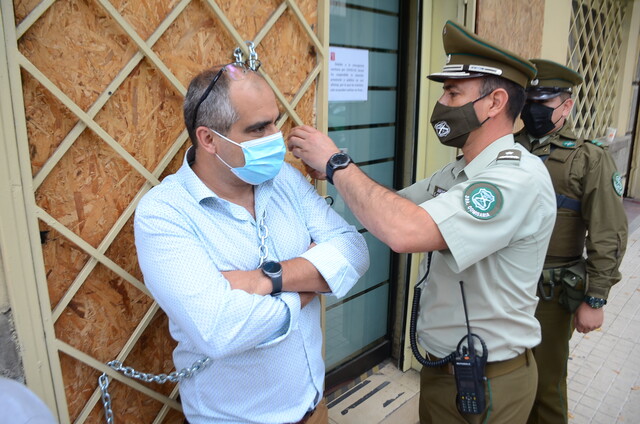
[196,127,217,155]
[486,88,509,118]
[561,98,574,119]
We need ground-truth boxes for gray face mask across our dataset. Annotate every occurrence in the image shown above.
[429,93,490,148]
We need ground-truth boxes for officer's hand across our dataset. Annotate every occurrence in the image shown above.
[574,302,604,334]
[288,125,340,174]
[304,162,327,181]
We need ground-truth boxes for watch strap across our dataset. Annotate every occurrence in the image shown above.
[326,152,352,185]
[584,295,607,308]
[270,274,283,295]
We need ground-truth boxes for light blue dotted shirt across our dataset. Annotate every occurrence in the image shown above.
[134,148,369,424]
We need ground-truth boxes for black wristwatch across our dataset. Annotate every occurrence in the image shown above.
[261,261,283,295]
[584,295,607,309]
[326,152,353,185]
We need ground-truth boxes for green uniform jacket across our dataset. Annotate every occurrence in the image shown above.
[514,127,628,299]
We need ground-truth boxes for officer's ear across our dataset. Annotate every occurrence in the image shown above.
[561,97,574,119]
[485,88,509,119]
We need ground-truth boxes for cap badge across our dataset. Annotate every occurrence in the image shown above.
[434,121,451,138]
[446,54,451,64]
[531,79,539,86]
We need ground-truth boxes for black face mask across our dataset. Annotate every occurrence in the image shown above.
[520,101,565,138]
[429,93,490,148]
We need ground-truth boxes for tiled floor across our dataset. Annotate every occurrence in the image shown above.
[567,199,640,423]
[327,199,640,424]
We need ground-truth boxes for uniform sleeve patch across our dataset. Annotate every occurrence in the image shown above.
[612,172,624,196]
[463,182,503,220]
[496,149,521,164]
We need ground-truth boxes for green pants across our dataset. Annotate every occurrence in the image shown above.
[419,350,538,424]
[527,290,574,424]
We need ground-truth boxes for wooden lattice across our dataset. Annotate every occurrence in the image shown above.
[567,0,628,139]
[5,0,326,422]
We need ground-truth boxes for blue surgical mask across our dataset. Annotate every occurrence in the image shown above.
[212,130,286,185]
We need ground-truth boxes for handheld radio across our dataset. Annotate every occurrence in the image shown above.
[453,280,488,414]
[408,257,489,415]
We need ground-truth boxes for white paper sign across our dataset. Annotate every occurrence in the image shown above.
[329,47,369,102]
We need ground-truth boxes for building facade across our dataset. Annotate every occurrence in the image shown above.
[1,0,639,422]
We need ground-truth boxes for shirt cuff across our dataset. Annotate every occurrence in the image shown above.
[255,292,300,348]
[300,242,358,299]
[585,284,611,300]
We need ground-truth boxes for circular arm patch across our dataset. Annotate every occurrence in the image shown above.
[612,172,624,196]
[463,182,503,220]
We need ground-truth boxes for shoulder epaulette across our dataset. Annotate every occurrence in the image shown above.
[495,149,522,165]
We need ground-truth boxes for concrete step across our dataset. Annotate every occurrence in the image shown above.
[327,361,420,424]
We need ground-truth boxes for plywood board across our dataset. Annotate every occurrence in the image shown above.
[476,0,544,61]
[13,0,322,422]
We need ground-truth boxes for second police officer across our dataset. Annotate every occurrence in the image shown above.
[515,58,629,424]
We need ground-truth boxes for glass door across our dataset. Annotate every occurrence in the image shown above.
[324,0,402,389]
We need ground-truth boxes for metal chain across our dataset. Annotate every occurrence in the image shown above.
[98,373,114,424]
[257,210,269,267]
[99,214,270,423]
[99,357,211,424]
[233,40,260,71]
[247,41,259,71]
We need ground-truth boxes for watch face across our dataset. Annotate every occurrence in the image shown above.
[585,296,606,308]
[262,261,282,274]
[331,153,350,166]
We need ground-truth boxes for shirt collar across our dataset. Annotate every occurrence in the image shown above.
[176,146,275,211]
[176,146,221,204]
[528,132,550,146]
[463,134,516,179]
[452,155,467,179]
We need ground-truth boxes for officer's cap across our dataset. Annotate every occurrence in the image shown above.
[428,21,536,88]
[526,59,584,100]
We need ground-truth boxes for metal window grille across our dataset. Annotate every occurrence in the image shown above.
[567,0,629,139]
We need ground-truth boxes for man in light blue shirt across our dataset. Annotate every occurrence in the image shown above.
[134,62,369,424]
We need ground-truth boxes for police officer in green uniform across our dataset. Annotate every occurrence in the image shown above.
[515,59,629,424]
[288,21,557,424]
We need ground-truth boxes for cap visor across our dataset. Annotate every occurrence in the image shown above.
[427,71,485,82]
[526,91,562,101]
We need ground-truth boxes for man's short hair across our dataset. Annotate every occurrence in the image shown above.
[183,66,239,146]
[557,91,572,102]
[480,75,526,122]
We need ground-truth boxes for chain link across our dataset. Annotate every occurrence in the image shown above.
[99,357,211,423]
[99,208,269,422]
[98,373,114,424]
[257,211,269,267]
[233,40,260,71]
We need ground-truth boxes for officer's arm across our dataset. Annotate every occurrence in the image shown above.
[332,163,447,253]
[581,146,628,299]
